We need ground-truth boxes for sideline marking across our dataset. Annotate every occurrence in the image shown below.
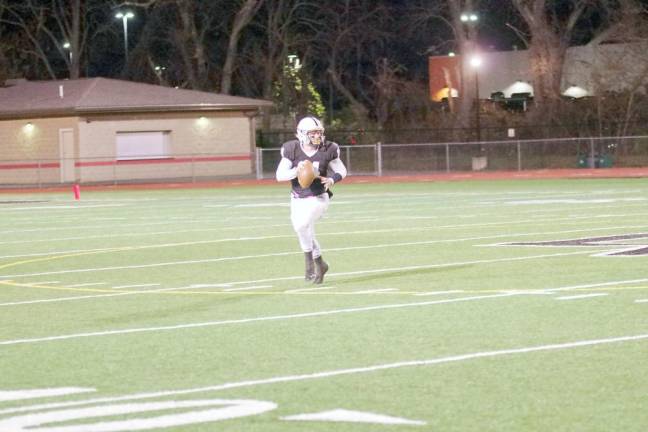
[556,293,609,300]
[1,333,647,417]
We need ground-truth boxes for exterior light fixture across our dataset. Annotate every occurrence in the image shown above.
[461,12,478,22]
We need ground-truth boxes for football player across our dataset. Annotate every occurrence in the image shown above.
[276,116,347,284]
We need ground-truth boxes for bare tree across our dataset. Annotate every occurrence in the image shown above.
[220,0,265,94]
[311,0,393,125]
[0,0,97,79]
[239,0,315,128]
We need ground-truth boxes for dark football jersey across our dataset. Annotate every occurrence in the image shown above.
[280,139,341,198]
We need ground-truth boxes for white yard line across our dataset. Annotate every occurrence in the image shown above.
[66,282,107,288]
[2,208,647,247]
[351,288,399,294]
[0,292,517,346]
[2,222,646,263]
[222,285,274,292]
[284,286,337,293]
[112,284,161,289]
[0,238,604,279]
[556,293,609,300]
[1,333,647,416]
[414,290,464,296]
[634,299,648,303]
[545,278,648,293]
[0,250,618,308]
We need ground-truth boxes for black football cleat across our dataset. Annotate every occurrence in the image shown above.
[313,256,329,284]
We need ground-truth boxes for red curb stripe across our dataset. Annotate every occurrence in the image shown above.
[0,162,60,170]
[75,155,251,167]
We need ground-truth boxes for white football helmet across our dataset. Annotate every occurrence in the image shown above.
[296,116,325,147]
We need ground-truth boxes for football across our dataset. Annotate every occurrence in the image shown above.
[297,160,317,188]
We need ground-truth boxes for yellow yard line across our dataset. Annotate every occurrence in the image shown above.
[0,280,123,294]
[0,248,129,272]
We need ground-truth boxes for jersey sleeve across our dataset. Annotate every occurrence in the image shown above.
[326,143,347,183]
[275,142,298,182]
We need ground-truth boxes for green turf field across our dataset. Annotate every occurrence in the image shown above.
[1,178,647,431]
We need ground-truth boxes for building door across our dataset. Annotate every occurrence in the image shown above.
[59,128,75,183]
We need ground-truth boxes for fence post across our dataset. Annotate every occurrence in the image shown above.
[517,140,522,171]
[345,146,352,175]
[589,138,596,168]
[255,148,263,180]
[445,144,450,172]
[376,142,383,177]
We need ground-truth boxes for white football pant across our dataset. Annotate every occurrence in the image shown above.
[290,193,330,258]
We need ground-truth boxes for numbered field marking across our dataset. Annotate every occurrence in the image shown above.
[0,399,276,432]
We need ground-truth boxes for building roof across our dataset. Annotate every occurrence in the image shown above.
[0,77,272,120]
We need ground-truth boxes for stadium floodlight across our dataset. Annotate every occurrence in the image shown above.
[115,11,135,62]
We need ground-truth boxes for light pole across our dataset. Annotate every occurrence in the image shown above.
[62,42,72,63]
[470,55,482,142]
[115,11,134,63]
[459,11,479,140]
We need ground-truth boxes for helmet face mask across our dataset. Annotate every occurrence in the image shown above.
[296,116,325,147]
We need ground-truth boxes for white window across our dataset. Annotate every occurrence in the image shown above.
[116,131,171,161]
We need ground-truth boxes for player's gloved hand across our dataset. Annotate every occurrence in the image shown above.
[321,177,335,190]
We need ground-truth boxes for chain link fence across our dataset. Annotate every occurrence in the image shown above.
[256,135,648,179]
[3,136,647,188]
